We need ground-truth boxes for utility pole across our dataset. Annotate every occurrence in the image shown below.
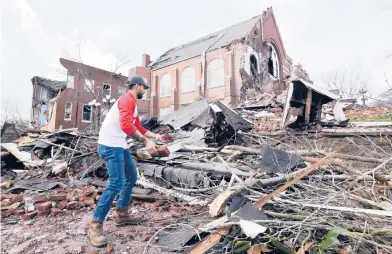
[359,88,368,105]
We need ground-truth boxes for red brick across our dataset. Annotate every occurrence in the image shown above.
[156,145,170,157]
[83,197,95,206]
[12,195,24,203]
[35,201,52,212]
[106,242,114,253]
[141,233,152,242]
[0,193,16,200]
[78,201,86,208]
[56,200,69,210]
[21,211,38,220]
[89,203,97,209]
[14,209,25,215]
[34,195,48,204]
[37,210,50,217]
[1,199,12,207]
[1,209,17,217]
[79,187,95,199]
[57,183,68,189]
[90,191,98,199]
[50,208,63,216]
[49,194,67,201]
[67,201,78,210]
[66,191,77,201]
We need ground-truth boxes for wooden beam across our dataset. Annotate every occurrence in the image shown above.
[304,88,312,125]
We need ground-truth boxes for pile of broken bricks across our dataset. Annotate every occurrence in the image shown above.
[1,185,105,220]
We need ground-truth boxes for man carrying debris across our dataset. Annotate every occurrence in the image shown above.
[89,75,172,248]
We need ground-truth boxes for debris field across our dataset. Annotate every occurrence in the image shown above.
[1,80,392,254]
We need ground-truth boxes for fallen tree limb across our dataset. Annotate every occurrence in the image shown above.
[275,197,392,217]
[178,162,251,177]
[303,157,392,187]
[136,178,208,206]
[254,154,333,208]
[346,156,392,190]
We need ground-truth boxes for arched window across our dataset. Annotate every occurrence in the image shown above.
[250,54,258,80]
[181,67,195,93]
[268,43,280,78]
[159,73,171,98]
[207,59,224,88]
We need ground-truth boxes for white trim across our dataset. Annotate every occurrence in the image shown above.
[225,76,232,80]
[226,51,233,55]
[172,67,178,71]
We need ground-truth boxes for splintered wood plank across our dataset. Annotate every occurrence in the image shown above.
[186,227,230,254]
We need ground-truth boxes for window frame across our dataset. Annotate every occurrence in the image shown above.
[206,58,225,89]
[102,83,112,97]
[159,74,171,98]
[64,101,72,121]
[181,66,196,94]
[82,104,92,123]
[67,75,74,89]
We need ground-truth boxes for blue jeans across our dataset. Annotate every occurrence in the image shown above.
[93,144,138,222]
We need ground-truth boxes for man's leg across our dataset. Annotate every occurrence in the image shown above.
[113,149,142,226]
[89,145,126,247]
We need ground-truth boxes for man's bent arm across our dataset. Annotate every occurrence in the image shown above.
[130,130,147,144]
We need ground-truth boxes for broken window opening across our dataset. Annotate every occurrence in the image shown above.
[67,75,74,89]
[159,74,171,98]
[102,84,111,97]
[250,54,258,81]
[82,105,92,122]
[181,66,196,94]
[267,44,279,78]
[207,58,225,88]
[84,80,94,94]
[64,101,72,120]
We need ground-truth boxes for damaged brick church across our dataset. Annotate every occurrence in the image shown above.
[31,7,311,131]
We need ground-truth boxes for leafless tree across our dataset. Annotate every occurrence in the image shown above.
[323,69,370,98]
[1,99,29,128]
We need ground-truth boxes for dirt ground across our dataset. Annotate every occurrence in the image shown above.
[1,201,210,254]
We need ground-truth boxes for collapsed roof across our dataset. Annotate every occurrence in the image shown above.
[151,15,261,70]
[31,76,66,92]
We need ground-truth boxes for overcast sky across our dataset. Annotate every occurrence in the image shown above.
[1,0,391,121]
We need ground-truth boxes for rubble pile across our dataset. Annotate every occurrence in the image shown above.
[1,98,392,254]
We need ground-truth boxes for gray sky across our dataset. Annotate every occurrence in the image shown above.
[1,0,391,121]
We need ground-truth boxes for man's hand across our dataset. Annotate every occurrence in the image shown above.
[157,134,174,143]
[144,139,158,157]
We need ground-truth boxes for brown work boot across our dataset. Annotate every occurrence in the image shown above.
[114,207,143,226]
[88,220,108,248]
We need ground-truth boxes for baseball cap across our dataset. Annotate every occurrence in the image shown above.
[127,75,150,89]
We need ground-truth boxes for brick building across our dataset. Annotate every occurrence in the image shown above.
[130,7,310,118]
[30,58,149,131]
